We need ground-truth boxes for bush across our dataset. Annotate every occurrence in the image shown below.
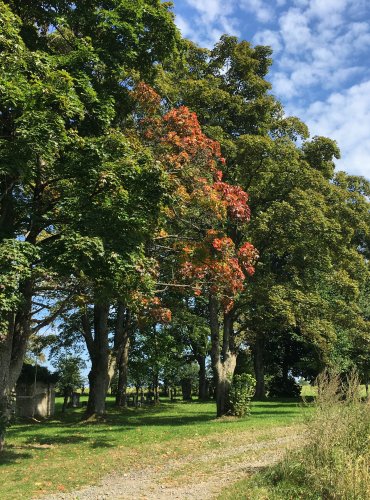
[228,373,256,417]
[267,375,301,398]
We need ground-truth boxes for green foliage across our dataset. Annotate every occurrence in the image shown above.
[228,373,256,417]
[18,363,58,385]
[0,241,37,335]
[52,356,86,393]
[267,376,301,398]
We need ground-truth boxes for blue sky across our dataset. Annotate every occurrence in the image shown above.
[172,0,370,180]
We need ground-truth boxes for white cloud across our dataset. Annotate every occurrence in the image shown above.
[185,0,233,22]
[299,81,370,178]
[175,14,198,41]
[255,2,370,100]
[253,29,283,52]
[239,0,274,23]
[179,0,239,47]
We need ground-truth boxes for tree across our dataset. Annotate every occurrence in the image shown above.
[0,0,180,445]
[156,34,370,404]
[134,86,257,416]
[53,355,86,412]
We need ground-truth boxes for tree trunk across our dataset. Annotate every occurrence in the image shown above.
[197,355,207,400]
[253,334,265,400]
[0,393,11,452]
[153,373,159,403]
[181,378,192,401]
[85,304,110,417]
[0,281,33,450]
[115,333,130,407]
[209,295,237,417]
[114,305,132,407]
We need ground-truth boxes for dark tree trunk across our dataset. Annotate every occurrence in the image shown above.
[197,355,207,400]
[87,362,109,416]
[282,362,289,384]
[0,393,10,452]
[253,334,265,400]
[181,378,192,401]
[209,296,237,417]
[153,373,159,403]
[162,383,169,397]
[85,303,110,417]
[114,306,133,407]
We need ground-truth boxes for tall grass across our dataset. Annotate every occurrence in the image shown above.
[267,371,370,499]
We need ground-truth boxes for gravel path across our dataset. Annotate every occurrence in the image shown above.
[43,425,303,500]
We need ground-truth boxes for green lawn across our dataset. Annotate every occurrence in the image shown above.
[0,397,308,499]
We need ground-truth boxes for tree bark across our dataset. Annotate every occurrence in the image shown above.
[115,306,132,407]
[153,372,159,403]
[181,378,192,400]
[85,303,110,417]
[197,354,207,400]
[253,334,266,400]
[0,280,33,450]
[115,334,130,407]
[209,295,237,417]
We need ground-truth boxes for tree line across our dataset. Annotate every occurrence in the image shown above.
[0,0,369,450]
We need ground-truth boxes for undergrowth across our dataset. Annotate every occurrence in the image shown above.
[221,371,370,499]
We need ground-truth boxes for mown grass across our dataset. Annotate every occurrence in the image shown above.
[0,396,306,499]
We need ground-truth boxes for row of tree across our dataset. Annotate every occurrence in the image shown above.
[1,0,369,450]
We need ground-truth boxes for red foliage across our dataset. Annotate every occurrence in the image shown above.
[131,82,257,311]
[181,232,258,311]
[213,182,251,222]
[161,106,225,172]
[133,294,172,325]
[238,242,259,276]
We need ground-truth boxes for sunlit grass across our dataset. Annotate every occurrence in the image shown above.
[0,397,307,499]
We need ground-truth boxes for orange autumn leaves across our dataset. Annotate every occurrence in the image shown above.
[182,232,258,311]
[133,82,258,312]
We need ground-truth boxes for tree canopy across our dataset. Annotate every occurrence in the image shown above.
[0,0,369,450]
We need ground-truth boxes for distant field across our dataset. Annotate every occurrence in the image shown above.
[300,384,368,398]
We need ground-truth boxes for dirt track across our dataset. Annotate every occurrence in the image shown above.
[44,424,303,500]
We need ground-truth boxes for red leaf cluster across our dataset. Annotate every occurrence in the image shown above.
[181,232,258,311]
[161,106,225,172]
[213,182,251,222]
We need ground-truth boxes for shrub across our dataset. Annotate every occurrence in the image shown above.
[228,373,256,417]
[267,375,301,398]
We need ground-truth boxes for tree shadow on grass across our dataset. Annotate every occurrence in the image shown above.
[0,448,32,466]
[134,412,214,427]
[23,433,115,448]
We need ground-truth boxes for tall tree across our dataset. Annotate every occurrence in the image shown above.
[156,34,370,403]
[0,0,180,444]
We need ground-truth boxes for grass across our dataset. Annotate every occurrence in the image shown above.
[0,396,306,499]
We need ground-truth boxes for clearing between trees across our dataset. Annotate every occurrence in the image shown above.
[0,398,306,500]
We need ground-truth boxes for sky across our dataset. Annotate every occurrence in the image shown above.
[172,0,370,180]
